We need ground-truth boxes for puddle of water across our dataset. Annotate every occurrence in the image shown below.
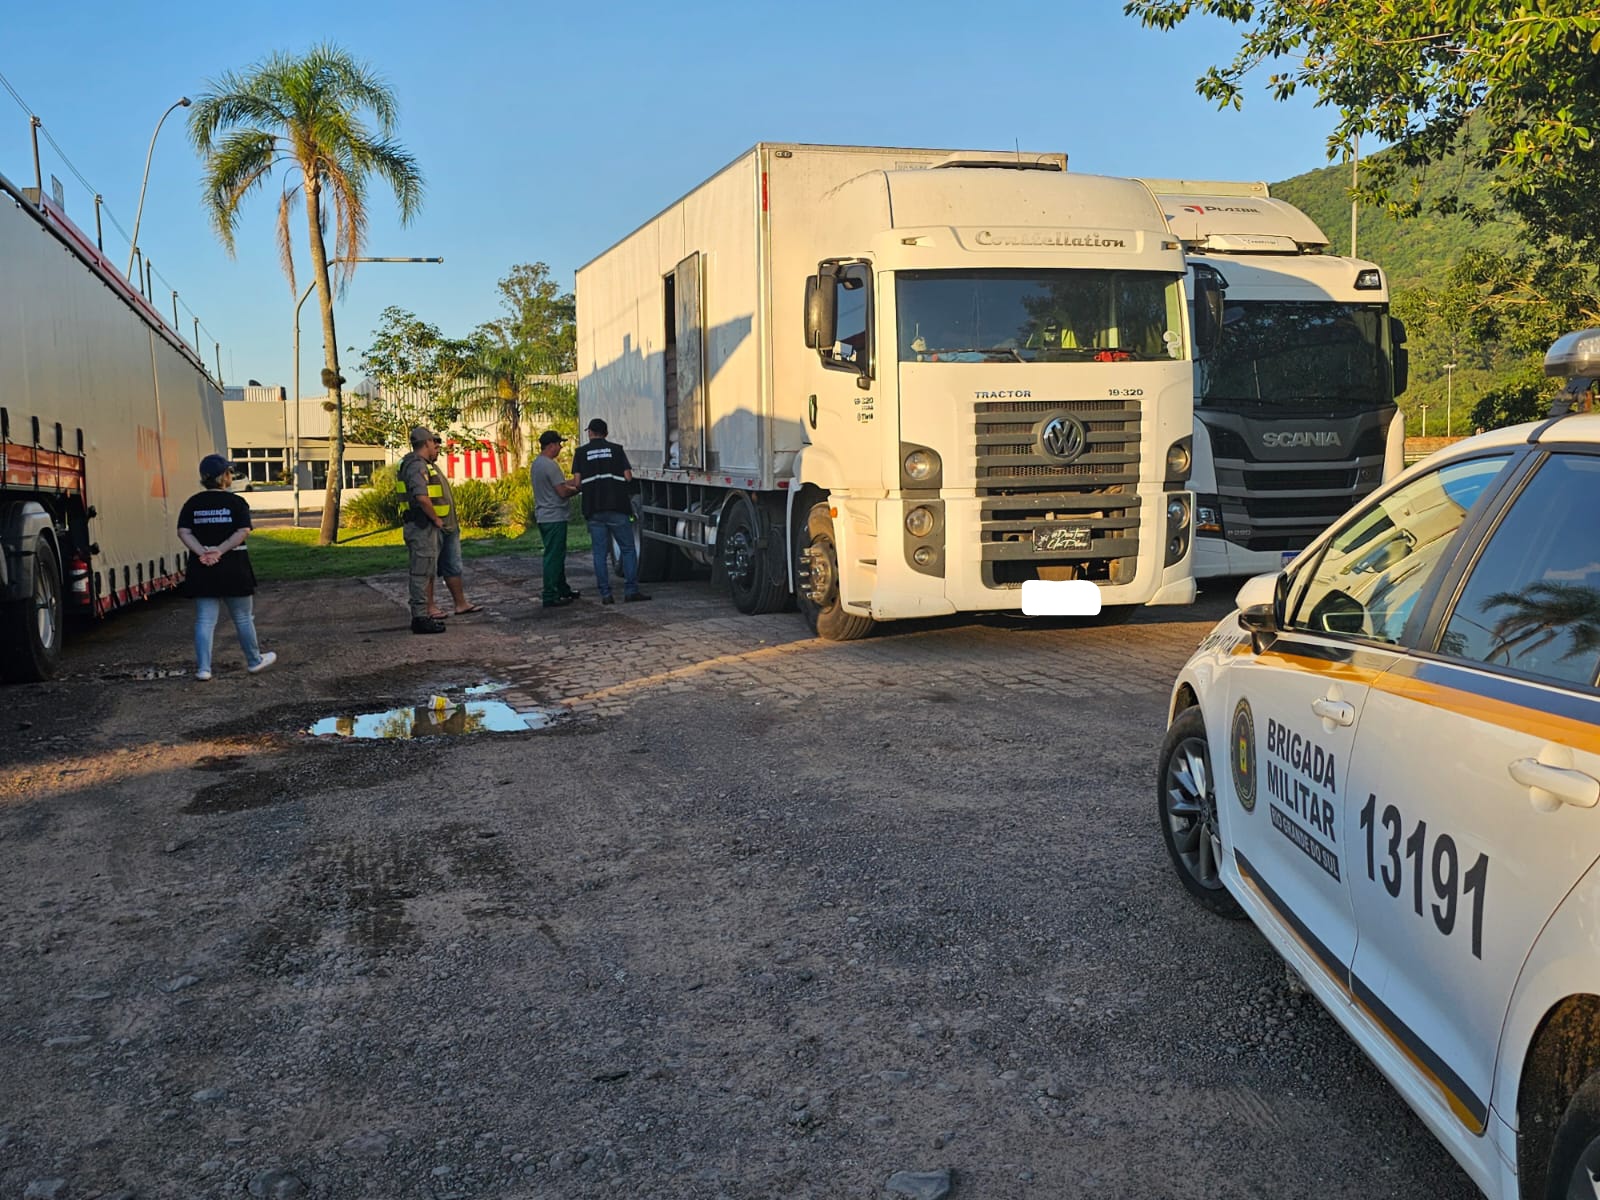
[308,699,551,739]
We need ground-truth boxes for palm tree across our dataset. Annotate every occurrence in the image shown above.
[450,333,578,471]
[189,45,424,544]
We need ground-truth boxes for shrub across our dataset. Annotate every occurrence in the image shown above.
[491,472,534,530]
[452,478,504,529]
[344,465,407,529]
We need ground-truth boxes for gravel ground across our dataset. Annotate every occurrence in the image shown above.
[0,551,1480,1199]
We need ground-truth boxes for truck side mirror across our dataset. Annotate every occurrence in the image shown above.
[1390,317,1409,397]
[1191,265,1226,360]
[805,265,838,351]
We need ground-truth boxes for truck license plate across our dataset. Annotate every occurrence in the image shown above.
[1033,525,1092,552]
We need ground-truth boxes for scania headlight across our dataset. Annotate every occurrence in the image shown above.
[904,449,936,482]
[905,506,937,538]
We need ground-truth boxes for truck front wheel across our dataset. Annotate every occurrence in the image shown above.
[1,538,65,682]
[796,502,873,641]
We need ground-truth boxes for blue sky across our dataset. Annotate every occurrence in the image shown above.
[2,0,1343,395]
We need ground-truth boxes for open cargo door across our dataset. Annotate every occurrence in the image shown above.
[673,252,707,469]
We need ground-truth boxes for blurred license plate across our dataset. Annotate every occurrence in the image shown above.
[1034,526,1091,552]
[1281,550,1299,567]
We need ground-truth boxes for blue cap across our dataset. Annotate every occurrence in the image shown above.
[199,453,231,481]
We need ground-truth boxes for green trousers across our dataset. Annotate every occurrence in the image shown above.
[538,521,571,603]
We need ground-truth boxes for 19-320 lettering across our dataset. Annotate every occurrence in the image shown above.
[1358,794,1489,959]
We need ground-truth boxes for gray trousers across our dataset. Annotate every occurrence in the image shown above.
[403,521,441,618]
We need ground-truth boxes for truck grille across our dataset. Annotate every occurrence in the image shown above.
[974,399,1142,587]
[1214,458,1381,551]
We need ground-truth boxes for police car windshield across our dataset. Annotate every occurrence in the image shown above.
[896,269,1186,364]
[1197,301,1390,411]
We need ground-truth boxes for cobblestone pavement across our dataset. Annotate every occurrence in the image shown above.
[365,551,1227,722]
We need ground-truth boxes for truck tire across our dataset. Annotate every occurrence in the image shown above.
[1,538,65,683]
[796,501,874,641]
[720,497,787,615]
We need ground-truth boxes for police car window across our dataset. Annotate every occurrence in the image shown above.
[1438,454,1600,687]
[1288,455,1511,644]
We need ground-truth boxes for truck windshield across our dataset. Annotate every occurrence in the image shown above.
[896,269,1185,364]
[1199,301,1390,410]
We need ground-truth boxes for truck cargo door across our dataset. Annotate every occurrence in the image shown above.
[674,253,707,469]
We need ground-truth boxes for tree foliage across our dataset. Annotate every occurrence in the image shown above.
[1126,3,1600,250]
[448,263,579,468]
[481,262,577,375]
[1470,362,1556,430]
[353,306,469,448]
[189,45,424,543]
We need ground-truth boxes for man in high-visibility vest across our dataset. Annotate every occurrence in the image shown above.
[397,426,456,634]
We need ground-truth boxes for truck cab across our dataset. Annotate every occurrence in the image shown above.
[1144,180,1408,581]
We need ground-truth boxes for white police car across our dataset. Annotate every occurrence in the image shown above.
[1158,331,1600,1200]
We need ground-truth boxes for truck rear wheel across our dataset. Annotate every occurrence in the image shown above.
[1,538,64,682]
[796,502,873,641]
[720,497,787,614]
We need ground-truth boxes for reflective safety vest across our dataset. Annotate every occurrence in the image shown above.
[396,454,452,518]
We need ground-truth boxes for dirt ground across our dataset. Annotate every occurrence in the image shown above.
[0,550,1479,1199]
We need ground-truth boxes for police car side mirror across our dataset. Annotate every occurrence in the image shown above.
[1235,571,1283,649]
[1238,603,1277,636]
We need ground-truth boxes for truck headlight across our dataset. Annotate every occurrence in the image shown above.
[1165,438,1192,480]
[905,506,937,538]
[904,449,937,482]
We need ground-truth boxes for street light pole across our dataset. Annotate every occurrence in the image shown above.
[1420,404,1429,438]
[126,97,191,279]
[1445,362,1457,437]
[290,256,444,526]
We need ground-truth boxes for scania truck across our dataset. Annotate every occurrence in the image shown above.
[1143,180,1408,579]
[1,170,227,681]
[577,143,1210,639]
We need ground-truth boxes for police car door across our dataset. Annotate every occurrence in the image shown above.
[1344,448,1600,1144]
[1226,454,1513,1001]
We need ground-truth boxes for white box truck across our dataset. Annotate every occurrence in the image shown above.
[1,171,227,680]
[1142,180,1409,579]
[578,144,1207,638]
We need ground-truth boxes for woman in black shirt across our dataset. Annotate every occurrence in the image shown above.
[176,455,277,681]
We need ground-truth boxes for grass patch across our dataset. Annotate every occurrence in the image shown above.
[250,522,592,583]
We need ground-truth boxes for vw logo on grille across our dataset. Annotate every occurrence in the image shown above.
[1040,415,1088,462]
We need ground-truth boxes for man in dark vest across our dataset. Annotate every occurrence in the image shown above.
[572,418,649,604]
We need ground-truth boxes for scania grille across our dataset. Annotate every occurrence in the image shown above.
[975,399,1142,587]
[1213,456,1382,551]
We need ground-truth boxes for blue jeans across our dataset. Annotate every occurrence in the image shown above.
[587,510,638,598]
[194,595,263,673]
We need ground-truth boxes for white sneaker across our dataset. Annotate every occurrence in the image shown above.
[195,669,212,682]
[247,651,277,674]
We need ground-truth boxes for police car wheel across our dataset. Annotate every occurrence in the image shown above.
[1544,1068,1600,1200]
[1157,707,1244,919]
